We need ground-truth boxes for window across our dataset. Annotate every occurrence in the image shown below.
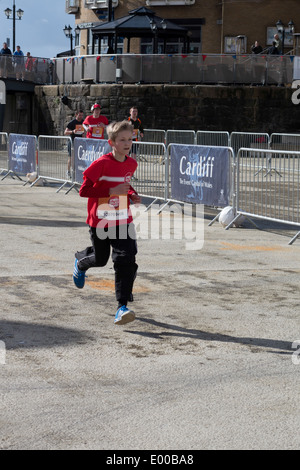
[224,36,247,54]
[146,0,195,5]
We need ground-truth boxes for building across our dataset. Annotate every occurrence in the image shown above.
[66,0,299,55]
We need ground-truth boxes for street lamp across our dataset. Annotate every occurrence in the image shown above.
[63,25,80,56]
[276,19,295,54]
[150,19,158,54]
[4,0,24,52]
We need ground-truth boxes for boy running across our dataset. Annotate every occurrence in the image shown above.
[128,106,144,161]
[73,120,141,325]
[128,106,144,142]
[83,103,109,140]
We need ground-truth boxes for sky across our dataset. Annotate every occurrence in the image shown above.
[0,0,75,58]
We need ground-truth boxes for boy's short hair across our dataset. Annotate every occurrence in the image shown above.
[107,120,133,141]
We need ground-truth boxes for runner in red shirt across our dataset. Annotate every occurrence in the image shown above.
[73,120,141,326]
[83,103,109,139]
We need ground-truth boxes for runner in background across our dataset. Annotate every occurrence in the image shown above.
[83,103,109,140]
[64,109,85,178]
[128,106,144,160]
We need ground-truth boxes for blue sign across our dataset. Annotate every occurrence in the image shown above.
[170,144,231,207]
[8,134,36,176]
[74,137,111,183]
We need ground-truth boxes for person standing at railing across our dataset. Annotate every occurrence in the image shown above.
[0,42,12,78]
[25,52,35,80]
[268,41,279,55]
[64,109,85,178]
[251,41,263,54]
[274,34,282,54]
[13,45,25,81]
[83,103,108,139]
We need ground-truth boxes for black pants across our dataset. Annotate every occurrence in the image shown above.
[75,224,138,307]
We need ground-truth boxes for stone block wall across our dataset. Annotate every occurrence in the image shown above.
[33,83,300,136]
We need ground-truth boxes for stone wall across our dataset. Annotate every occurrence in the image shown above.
[34,84,300,136]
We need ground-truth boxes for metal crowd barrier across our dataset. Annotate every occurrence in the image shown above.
[143,129,166,144]
[167,143,235,205]
[0,132,8,174]
[270,133,300,151]
[235,147,300,244]
[131,141,167,200]
[33,135,72,190]
[230,132,270,155]
[196,131,230,147]
[166,130,196,146]
[2,131,300,245]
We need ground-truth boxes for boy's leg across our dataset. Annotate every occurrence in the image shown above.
[110,224,138,307]
[75,226,110,271]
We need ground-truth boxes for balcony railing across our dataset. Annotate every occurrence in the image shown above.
[84,0,118,9]
[66,0,80,14]
[0,53,295,87]
[52,53,295,86]
[146,0,195,5]
[0,55,54,84]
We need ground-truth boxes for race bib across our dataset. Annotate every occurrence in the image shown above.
[75,124,84,135]
[97,195,128,221]
[92,126,104,138]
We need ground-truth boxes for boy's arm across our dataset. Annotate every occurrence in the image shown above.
[128,185,141,204]
[128,185,137,196]
[79,179,138,199]
[79,176,102,198]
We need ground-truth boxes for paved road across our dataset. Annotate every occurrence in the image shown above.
[0,179,299,450]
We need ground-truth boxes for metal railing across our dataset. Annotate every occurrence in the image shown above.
[53,53,295,85]
[270,133,300,151]
[0,132,8,174]
[0,53,295,86]
[236,147,300,244]
[230,132,270,155]
[143,129,166,144]
[34,135,72,190]
[132,142,167,199]
[196,131,230,147]
[166,130,196,147]
[0,55,54,84]
[2,130,300,244]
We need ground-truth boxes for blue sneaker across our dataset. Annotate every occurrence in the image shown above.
[73,258,86,289]
[114,305,135,325]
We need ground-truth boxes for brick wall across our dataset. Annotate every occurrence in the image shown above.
[73,0,300,54]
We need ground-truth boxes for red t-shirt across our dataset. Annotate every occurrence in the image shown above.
[83,115,109,139]
[79,152,138,228]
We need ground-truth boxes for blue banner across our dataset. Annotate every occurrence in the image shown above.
[74,137,111,183]
[170,144,231,207]
[8,134,36,176]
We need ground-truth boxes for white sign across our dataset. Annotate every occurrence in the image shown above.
[293,57,300,80]
[0,80,5,104]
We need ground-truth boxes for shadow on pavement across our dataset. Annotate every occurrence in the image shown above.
[126,317,292,354]
[0,320,94,350]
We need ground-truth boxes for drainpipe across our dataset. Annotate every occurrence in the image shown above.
[221,0,225,54]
